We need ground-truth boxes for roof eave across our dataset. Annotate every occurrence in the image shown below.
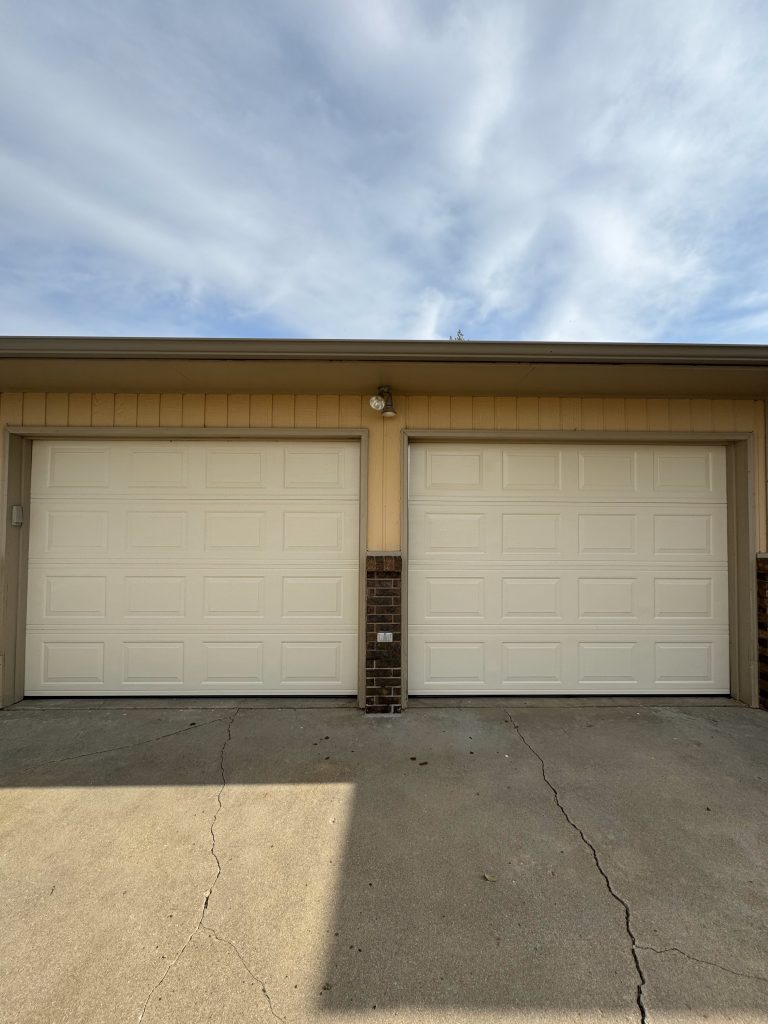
[1,337,768,367]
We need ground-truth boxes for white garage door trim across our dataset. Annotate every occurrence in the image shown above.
[21,433,366,699]
[405,435,748,699]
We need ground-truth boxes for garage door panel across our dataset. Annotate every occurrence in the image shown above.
[26,440,360,696]
[409,502,727,565]
[653,448,723,496]
[26,628,358,694]
[37,445,112,491]
[502,512,561,553]
[502,449,564,492]
[29,564,359,629]
[410,566,727,629]
[578,449,639,494]
[409,443,730,695]
[410,444,727,503]
[409,631,729,694]
[32,501,358,564]
[31,442,360,499]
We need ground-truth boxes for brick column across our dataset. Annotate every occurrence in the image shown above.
[365,554,403,713]
[758,556,768,710]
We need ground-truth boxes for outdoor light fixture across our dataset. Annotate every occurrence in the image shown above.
[369,385,396,417]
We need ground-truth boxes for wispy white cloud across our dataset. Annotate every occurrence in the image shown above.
[1,0,767,341]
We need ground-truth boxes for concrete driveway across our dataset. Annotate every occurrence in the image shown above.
[0,699,766,1024]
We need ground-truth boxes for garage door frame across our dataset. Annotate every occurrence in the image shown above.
[1,426,368,707]
[401,430,758,708]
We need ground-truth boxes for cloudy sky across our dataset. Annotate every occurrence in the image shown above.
[2,1,767,342]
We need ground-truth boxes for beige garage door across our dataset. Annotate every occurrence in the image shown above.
[25,440,360,696]
[408,443,730,695]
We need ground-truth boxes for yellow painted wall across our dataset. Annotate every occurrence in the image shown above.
[1,392,765,551]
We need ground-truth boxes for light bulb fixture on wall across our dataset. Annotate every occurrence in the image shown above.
[369,385,396,417]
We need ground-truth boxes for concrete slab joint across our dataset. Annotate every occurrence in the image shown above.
[365,553,403,714]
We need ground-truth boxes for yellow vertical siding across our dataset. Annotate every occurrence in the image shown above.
[227,394,249,427]
[317,395,339,428]
[249,395,272,426]
[137,393,160,427]
[494,397,517,428]
[0,392,765,551]
[204,394,227,427]
[159,393,182,426]
[449,396,473,428]
[517,398,540,429]
[361,397,384,552]
[114,394,138,426]
[68,394,92,426]
[294,395,317,427]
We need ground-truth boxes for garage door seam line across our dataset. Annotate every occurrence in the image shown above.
[506,712,648,1024]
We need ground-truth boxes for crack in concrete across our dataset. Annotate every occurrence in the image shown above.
[23,715,234,772]
[201,925,287,1022]
[136,709,242,1023]
[507,713,648,1024]
[638,944,768,985]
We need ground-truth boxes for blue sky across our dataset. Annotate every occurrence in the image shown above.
[1,0,767,342]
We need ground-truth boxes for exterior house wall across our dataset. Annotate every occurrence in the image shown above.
[2,392,765,551]
[1,391,765,712]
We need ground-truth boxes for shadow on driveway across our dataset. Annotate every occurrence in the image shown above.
[0,699,766,1023]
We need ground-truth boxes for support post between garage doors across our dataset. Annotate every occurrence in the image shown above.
[0,428,368,708]
[400,431,759,708]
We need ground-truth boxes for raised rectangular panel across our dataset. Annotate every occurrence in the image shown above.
[653,515,712,554]
[425,578,484,617]
[126,512,186,550]
[282,642,341,682]
[123,643,184,682]
[48,447,109,488]
[654,451,712,492]
[204,512,263,550]
[129,449,186,487]
[284,512,342,551]
[578,578,636,618]
[579,643,637,682]
[425,643,484,683]
[503,514,559,552]
[502,643,561,682]
[204,577,264,617]
[43,642,104,683]
[424,514,484,552]
[578,515,637,553]
[46,511,109,552]
[502,451,562,491]
[503,578,560,618]
[44,577,107,617]
[203,643,263,682]
[654,578,712,618]
[426,451,483,489]
[655,643,713,682]
[125,577,186,616]
[578,451,636,492]
[282,577,342,617]
[206,450,263,488]
[284,449,342,488]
